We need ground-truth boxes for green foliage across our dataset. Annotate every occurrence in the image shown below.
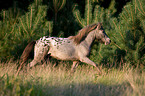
[108,0,145,66]
[0,74,44,96]
[0,0,53,60]
[49,0,66,23]
[73,0,117,28]
[73,0,113,27]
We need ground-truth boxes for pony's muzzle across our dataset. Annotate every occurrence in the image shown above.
[105,38,111,45]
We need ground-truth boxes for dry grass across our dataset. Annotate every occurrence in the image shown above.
[0,61,144,96]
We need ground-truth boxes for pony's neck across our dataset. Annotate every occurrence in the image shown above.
[83,30,96,47]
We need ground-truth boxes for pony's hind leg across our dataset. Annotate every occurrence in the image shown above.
[29,59,38,67]
[71,61,79,72]
[29,41,49,67]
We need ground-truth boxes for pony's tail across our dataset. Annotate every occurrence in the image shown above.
[16,41,36,76]
[20,40,36,64]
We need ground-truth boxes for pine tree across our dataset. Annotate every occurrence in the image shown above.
[109,0,145,66]
[73,0,116,27]
[49,0,66,23]
[0,0,53,60]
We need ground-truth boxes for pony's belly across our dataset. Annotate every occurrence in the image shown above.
[50,53,77,60]
[49,48,78,61]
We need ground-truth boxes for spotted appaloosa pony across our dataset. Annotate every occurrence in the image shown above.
[20,23,111,73]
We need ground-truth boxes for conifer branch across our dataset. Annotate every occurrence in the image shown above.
[87,0,90,25]
[122,13,127,20]
[10,13,19,33]
[49,22,51,36]
[94,6,99,22]
[10,24,15,34]
[26,13,29,29]
[52,0,66,22]
[58,0,66,11]
[31,16,40,34]
[130,5,134,23]
[98,44,103,58]
[113,41,122,50]
[135,0,137,14]
[118,25,125,41]
[30,6,33,29]
[124,6,130,17]
[3,11,5,22]
[112,19,117,30]
[74,0,94,27]
[75,12,85,27]
[20,18,28,34]
[137,0,145,15]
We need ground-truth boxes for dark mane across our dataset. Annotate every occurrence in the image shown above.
[68,23,102,44]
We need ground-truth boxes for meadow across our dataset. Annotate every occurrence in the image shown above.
[0,60,144,96]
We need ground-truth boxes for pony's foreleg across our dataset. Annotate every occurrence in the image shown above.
[71,61,79,72]
[80,57,101,74]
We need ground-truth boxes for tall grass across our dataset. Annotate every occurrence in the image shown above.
[0,61,144,96]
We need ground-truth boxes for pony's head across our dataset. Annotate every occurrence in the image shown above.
[95,23,111,45]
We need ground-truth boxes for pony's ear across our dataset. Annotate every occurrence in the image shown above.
[96,23,102,30]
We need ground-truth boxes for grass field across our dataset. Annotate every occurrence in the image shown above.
[0,60,145,96]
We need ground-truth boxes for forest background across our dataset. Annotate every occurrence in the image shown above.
[0,0,145,67]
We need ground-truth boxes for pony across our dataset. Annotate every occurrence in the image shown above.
[20,23,111,73]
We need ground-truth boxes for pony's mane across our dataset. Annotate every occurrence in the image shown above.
[68,23,101,44]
